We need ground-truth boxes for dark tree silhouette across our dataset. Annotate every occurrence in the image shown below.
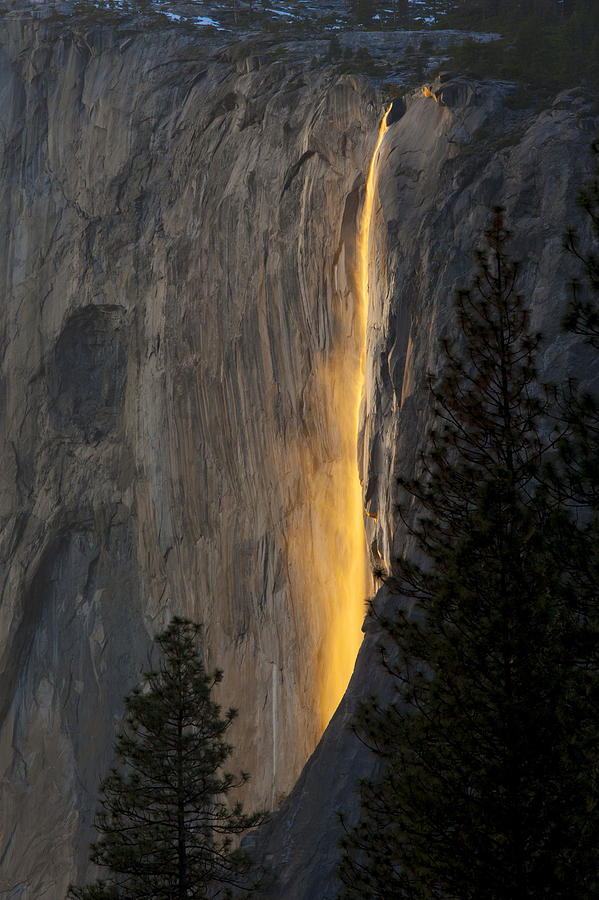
[68,617,264,900]
[559,142,599,509]
[563,140,599,346]
[337,210,599,899]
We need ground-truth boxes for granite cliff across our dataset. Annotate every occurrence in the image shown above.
[255,75,599,899]
[0,8,597,898]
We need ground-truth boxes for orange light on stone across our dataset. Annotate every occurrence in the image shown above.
[359,107,392,337]
[318,107,391,729]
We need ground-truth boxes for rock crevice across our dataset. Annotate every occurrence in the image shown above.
[1,13,598,898]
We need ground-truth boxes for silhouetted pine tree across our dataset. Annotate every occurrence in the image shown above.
[564,140,599,347]
[68,617,264,900]
[337,210,599,899]
[559,140,599,510]
[557,138,599,736]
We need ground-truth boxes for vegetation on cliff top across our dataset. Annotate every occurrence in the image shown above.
[438,0,599,94]
[17,0,597,93]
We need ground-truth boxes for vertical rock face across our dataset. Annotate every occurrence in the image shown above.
[48,305,128,442]
[0,15,379,896]
[363,79,599,570]
[2,10,598,898]
[254,80,599,898]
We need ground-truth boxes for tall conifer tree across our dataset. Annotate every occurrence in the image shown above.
[337,210,599,899]
[68,617,264,900]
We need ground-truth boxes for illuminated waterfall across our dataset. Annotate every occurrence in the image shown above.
[285,108,391,733]
[318,107,392,727]
[359,109,391,338]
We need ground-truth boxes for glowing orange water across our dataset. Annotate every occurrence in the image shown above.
[317,107,392,728]
[359,109,392,336]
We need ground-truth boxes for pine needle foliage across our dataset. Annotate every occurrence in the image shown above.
[337,210,599,899]
[558,141,599,515]
[68,617,265,900]
[557,139,599,727]
[438,0,599,94]
[563,140,599,349]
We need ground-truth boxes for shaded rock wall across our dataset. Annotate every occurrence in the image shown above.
[0,15,380,896]
[254,79,599,898]
[2,9,598,898]
[364,80,599,567]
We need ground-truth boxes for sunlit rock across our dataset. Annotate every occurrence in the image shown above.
[254,78,599,898]
[0,13,380,896]
[1,10,598,898]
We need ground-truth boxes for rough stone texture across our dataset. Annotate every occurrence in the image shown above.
[364,78,599,569]
[0,14,380,897]
[2,8,599,899]
[252,79,599,898]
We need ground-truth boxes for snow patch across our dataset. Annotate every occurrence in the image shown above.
[267,7,297,17]
[193,14,222,27]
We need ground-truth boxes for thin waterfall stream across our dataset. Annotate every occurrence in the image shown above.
[319,107,391,727]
